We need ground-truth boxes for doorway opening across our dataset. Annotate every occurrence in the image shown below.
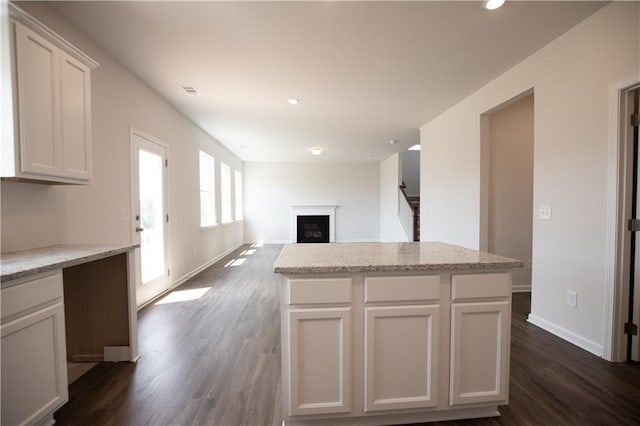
[131,129,170,307]
[480,90,534,293]
[613,86,640,362]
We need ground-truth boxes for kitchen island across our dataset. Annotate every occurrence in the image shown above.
[274,242,522,426]
[1,244,139,426]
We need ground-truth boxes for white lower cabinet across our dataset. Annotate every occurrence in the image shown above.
[288,307,352,416]
[282,272,512,425]
[1,272,68,426]
[449,301,510,406]
[364,305,439,412]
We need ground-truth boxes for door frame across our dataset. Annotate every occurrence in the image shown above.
[130,127,171,307]
[605,76,640,361]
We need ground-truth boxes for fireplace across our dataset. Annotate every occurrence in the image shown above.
[297,215,330,243]
[290,205,337,243]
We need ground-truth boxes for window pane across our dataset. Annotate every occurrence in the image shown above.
[235,170,243,220]
[199,151,216,226]
[221,163,232,223]
[139,149,165,283]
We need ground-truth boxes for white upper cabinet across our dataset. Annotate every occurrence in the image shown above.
[3,5,98,184]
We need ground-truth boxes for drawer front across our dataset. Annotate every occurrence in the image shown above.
[1,271,63,321]
[365,275,440,303]
[289,278,352,305]
[451,273,510,301]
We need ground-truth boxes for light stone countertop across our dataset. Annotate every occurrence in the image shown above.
[274,241,523,274]
[1,243,139,283]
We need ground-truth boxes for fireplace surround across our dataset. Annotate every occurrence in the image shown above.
[290,205,337,243]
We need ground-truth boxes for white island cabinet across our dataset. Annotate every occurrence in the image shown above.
[2,4,98,184]
[274,242,522,426]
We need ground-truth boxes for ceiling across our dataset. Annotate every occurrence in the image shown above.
[46,1,605,162]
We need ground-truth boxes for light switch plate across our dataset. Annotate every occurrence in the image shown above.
[539,205,552,220]
[119,208,130,221]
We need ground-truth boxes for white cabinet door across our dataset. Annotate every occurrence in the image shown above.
[364,305,439,412]
[288,307,351,416]
[450,301,510,406]
[1,302,68,426]
[15,22,62,176]
[60,52,91,180]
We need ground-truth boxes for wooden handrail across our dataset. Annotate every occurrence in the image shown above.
[399,185,420,241]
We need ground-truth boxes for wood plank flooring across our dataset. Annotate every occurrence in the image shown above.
[54,244,640,426]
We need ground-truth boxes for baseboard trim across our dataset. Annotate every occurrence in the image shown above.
[527,313,603,357]
[171,242,246,289]
[512,284,531,293]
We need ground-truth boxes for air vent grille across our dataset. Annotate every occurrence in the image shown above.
[180,85,201,96]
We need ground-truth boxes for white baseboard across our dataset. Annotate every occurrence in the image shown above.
[527,313,603,357]
[247,239,382,245]
[512,284,531,293]
[170,242,246,289]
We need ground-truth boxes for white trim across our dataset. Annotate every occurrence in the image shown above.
[137,242,245,311]
[511,285,531,293]
[170,242,245,289]
[8,4,99,69]
[290,205,337,243]
[527,314,603,357]
[604,75,640,362]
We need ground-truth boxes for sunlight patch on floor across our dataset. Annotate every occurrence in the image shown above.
[155,287,211,305]
[224,258,246,267]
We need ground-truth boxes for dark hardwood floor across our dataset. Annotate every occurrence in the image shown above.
[54,244,640,426]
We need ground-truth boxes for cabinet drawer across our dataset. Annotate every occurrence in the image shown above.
[1,271,63,321]
[451,273,510,301]
[288,278,352,305]
[365,275,440,303]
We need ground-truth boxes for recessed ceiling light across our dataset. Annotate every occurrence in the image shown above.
[288,98,299,105]
[408,144,421,151]
[309,147,323,156]
[483,0,505,10]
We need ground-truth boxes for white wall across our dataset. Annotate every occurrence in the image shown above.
[421,2,639,356]
[380,154,410,242]
[1,2,244,285]
[244,162,379,243]
[485,94,533,291]
[401,150,420,197]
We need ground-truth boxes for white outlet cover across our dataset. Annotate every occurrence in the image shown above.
[566,290,577,308]
[539,205,552,220]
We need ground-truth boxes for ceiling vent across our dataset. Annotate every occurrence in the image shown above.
[180,85,201,96]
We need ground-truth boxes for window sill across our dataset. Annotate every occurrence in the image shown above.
[200,223,219,230]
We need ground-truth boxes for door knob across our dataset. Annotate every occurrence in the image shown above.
[136,227,144,232]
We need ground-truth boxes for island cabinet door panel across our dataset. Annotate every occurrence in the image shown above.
[288,307,352,416]
[15,22,62,176]
[364,305,439,412]
[450,301,510,406]
[1,302,68,426]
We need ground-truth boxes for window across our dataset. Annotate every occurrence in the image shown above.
[220,162,232,223]
[235,170,243,220]
[199,151,216,227]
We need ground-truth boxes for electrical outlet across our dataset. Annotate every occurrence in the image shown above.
[566,290,577,308]
[539,205,552,220]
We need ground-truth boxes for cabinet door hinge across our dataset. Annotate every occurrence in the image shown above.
[166,214,169,223]
[631,114,640,127]
[628,219,640,232]
[624,322,638,336]
[167,268,171,277]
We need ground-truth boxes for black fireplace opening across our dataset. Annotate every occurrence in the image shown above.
[297,215,330,243]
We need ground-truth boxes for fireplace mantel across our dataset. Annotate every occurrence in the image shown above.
[290,205,337,243]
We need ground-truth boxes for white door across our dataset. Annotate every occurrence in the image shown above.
[132,130,170,306]
[364,305,439,412]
